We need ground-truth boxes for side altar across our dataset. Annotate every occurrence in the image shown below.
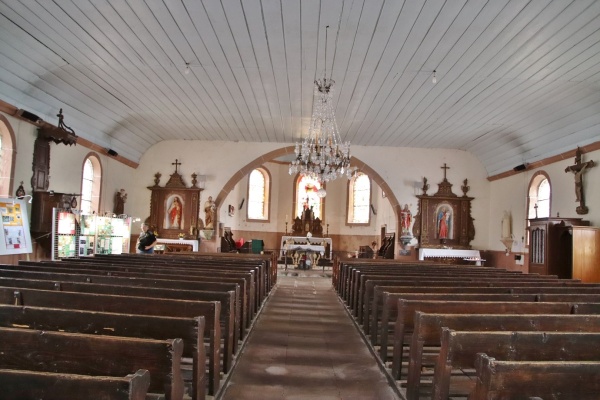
[412,163,477,261]
[147,159,202,240]
[413,164,475,250]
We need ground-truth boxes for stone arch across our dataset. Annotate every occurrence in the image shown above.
[214,146,400,230]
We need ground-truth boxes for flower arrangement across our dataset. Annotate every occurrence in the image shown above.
[178,232,185,239]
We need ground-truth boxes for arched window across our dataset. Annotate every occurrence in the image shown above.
[0,116,17,197]
[80,154,102,214]
[295,176,323,220]
[347,172,371,224]
[528,172,551,219]
[247,167,270,221]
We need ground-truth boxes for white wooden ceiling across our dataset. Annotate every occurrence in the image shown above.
[1,0,600,176]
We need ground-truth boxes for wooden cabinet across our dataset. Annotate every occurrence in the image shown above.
[30,191,76,233]
[527,218,589,278]
[572,227,600,283]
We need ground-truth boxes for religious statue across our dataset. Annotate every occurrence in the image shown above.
[168,196,183,229]
[400,204,412,234]
[564,147,596,214]
[204,196,216,229]
[15,181,26,198]
[113,188,127,215]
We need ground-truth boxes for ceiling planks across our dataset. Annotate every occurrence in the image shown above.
[0,0,598,175]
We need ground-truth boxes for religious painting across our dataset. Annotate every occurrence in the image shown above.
[434,203,453,240]
[228,204,235,216]
[165,195,184,230]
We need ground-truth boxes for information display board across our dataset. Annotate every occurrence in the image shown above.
[0,198,33,255]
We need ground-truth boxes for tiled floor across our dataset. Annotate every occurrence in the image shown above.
[220,270,401,400]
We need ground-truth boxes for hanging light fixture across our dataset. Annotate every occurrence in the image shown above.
[289,26,354,185]
[432,69,437,84]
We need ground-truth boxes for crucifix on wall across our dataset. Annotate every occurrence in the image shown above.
[564,147,595,215]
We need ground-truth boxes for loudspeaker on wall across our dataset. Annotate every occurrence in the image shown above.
[17,109,42,123]
[107,149,118,156]
[513,164,527,172]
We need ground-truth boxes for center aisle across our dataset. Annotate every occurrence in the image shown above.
[220,271,400,400]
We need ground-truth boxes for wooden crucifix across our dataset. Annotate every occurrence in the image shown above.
[441,163,450,181]
[564,147,595,215]
[172,159,182,174]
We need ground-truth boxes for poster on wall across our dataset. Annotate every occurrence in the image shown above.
[0,198,32,255]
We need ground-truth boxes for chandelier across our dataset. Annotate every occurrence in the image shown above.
[289,27,353,186]
[289,77,353,183]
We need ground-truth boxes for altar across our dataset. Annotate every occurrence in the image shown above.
[156,238,199,252]
[279,236,333,259]
[418,248,483,265]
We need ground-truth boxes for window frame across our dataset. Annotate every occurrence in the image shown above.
[527,171,551,220]
[80,153,102,214]
[346,172,372,226]
[246,167,271,222]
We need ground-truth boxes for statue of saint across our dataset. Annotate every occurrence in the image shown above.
[113,189,127,215]
[400,204,412,234]
[204,196,216,229]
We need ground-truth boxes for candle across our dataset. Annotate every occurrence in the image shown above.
[285,214,288,221]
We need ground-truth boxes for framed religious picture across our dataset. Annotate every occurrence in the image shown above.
[228,204,235,216]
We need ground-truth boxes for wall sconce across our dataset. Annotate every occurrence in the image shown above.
[15,195,33,204]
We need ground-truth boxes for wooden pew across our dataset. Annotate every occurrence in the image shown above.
[350,269,537,314]
[376,293,537,363]
[469,353,600,400]
[17,261,255,328]
[430,330,600,400]
[0,305,207,400]
[0,286,222,396]
[0,368,151,400]
[0,327,184,400]
[353,272,561,320]
[77,255,267,308]
[0,275,236,374]
[390,300,600,380]
[370,280,600,345]
[366,284,600,337]
[55,257,264,312]
[406,313,600,400]
[0,266,247,338]
[107,253,271,298]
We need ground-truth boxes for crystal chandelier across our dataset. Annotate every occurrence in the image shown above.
[289,27,353,185]
[289,77,353,183]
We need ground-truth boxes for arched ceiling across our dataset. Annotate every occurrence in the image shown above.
[1,0,599,176]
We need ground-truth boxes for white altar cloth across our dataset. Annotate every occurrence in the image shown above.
[156,238,199,252]
[419,248,482,265]
[280,236,332,258]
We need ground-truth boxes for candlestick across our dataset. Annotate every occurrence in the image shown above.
[285,222,288,235]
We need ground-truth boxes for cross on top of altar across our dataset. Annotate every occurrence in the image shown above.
[441,163,450,181]
[172,159,182,174]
